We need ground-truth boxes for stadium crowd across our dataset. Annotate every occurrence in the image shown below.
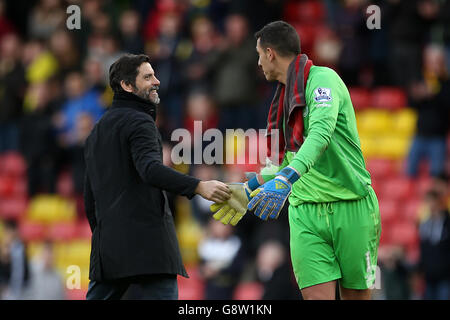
[0,0,449,300]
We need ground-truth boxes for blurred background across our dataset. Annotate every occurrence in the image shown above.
[0,0,449,300]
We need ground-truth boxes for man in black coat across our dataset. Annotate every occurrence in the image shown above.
[418,189,450,300]
[84,54,231,300]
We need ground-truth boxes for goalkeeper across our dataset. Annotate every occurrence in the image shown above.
[211,21,381,300]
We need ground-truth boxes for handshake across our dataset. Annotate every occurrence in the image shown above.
[208,167,300,226]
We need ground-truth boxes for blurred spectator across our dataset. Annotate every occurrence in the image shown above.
[55,71,104,148]
[142,0,186,41]
[313,28,342,70]
[147,10,184,133]
[99,35,124,85]
[69,111,95,196]
[0,220,29,300]
[333,0,370,86]
[82,0,104,24]
[54,71,104,194]
[256,240,300,300]
[418,189,450,300]
[198,218,246,299]
[385,0,439,87]
[432,174,450,210]
[377,245,412,300]
[0,33,26,152]
[181,16,220,93]
[406,44,450,178]
[19,78,61,196]
[83,55,107,92]
[183,90,219,136]
[22,38,58,88]
[131,0,156,26]
[211,13,258,131]
[86,9,124,82]
[27,0,65,40]
[118,9,144,55]
[23,240,66,300]
[48,29,80,76]
[70,0,105,59]
[90,10,113,38]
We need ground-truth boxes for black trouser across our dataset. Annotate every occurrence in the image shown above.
[86,274,178,300]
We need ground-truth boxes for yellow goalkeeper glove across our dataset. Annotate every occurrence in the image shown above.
[210,183,252,226]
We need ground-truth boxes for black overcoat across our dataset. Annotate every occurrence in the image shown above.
[84,91,199,281]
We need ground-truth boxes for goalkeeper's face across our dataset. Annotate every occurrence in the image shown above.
[133,62,161,104]
[256,38,277,82]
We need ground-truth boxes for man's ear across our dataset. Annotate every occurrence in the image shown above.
[266,47,275,62]
[120,80,134,93]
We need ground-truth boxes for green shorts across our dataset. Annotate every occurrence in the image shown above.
[288,186,381,290]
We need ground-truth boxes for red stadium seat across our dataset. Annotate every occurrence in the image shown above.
[349,87,372,111]
[178,266,205,300]
[233,282,263,300]
[379,177,413,201]
[372,87,407,110]
[0,175,27,198]
[57,171,74,197]
[65,289,87,300]
[47,222,78,241]
[417,161,431,178]
[13,178,27,197]
[178,276,204,300]
[77,221,92,239]
[379,199,398,223]
[371,178,380,195]
[389,222,418,248]
[0,174,15,197]
[415,176,432,197]
[379,223,391,245]
[406,245,420,264]
[0,152,27,177]
[19,220,47,242]
[402,200,421,224]
[292,23,329,55]
[366,158,394,180]
[0,196,28,220]
[284,0,326,23]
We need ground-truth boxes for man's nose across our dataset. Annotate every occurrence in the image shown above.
[154,77,160,86]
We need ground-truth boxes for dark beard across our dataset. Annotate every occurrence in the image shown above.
[133,86,159,104]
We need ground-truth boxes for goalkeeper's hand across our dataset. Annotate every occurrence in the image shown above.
[247,166,300,221]
[209,175,261,226]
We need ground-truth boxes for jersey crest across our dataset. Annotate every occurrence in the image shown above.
[314,87,332,102]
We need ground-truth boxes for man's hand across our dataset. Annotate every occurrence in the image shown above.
[210,183,252,226]
[196,180,231,203]
[247,167,300,220]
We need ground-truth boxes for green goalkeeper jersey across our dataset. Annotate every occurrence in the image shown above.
[261,65,371,205]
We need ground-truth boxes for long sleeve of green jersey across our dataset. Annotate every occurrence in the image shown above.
[289,71,339,176]
[285,66,371,204]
